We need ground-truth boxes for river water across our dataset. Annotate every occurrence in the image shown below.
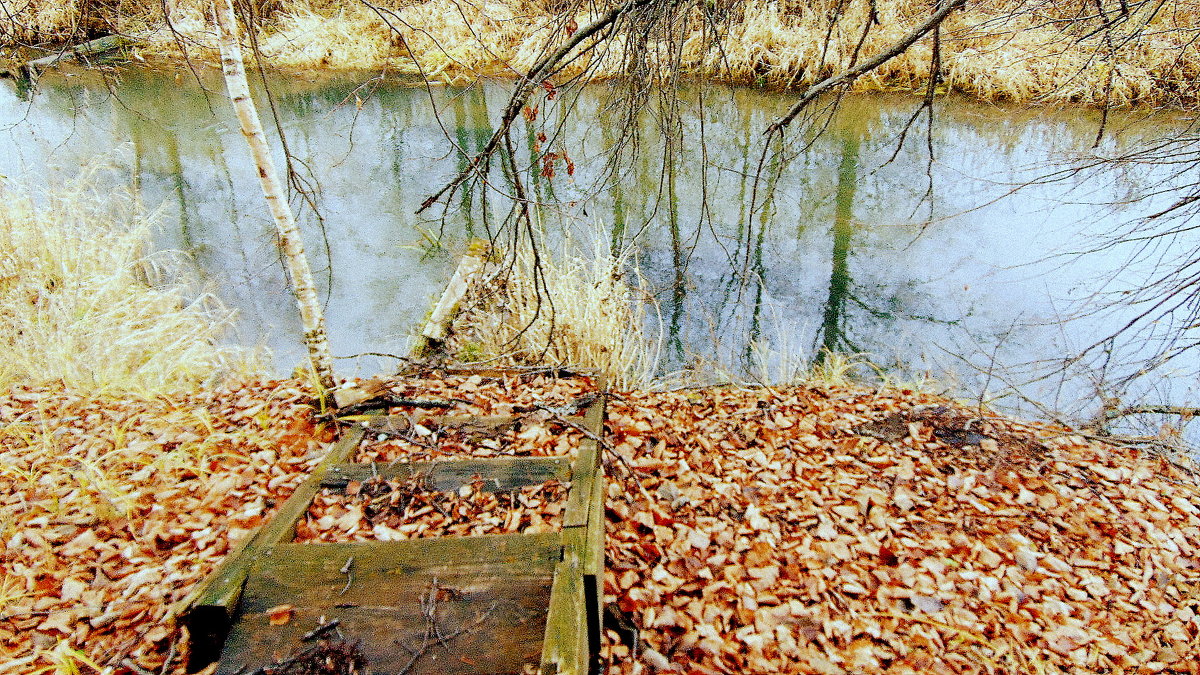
[1,66,1195,428]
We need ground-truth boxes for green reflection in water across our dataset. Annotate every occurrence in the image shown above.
[3,68,1192,415]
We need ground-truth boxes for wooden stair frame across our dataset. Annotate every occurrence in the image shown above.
[175,371,607,675]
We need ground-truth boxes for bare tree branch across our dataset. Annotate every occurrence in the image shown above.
[766,0,966,135]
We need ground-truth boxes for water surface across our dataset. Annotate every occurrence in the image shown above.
[1,67,1194,426]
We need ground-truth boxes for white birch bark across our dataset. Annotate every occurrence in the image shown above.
[212,0,336,392]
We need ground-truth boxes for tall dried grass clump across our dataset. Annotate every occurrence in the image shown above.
[0,173,253,395]
[451,240,661,390]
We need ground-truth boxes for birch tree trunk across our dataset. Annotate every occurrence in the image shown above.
[211,0,336,392]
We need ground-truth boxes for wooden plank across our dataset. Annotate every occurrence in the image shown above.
[178,423,369,669]
[322,456,573,492]
[581,469,606,579]
[399,365,597,380]
[244,534,564,607]
[582,469,605,674]
[219,534,563,674]
[360,413,521,438]
[562,396,605,529]
[24,35,131,73]
[539,527,588,675]
[547,381,605,674]
[219,581,550,675]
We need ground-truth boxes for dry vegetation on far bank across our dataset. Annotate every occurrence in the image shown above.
[3,0,1199,107]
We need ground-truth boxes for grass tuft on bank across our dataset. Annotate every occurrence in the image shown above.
[0,173,253,396]
[448,239,662,390]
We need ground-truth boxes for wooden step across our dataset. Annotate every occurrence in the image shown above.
[217,534,562,674]
[178,368,607,675]
[321,456,572,492]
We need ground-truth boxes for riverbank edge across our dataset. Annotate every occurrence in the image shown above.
[3,0,1200,109]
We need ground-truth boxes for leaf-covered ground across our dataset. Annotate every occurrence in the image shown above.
[3,375,1199,674]
[602,388,1200,674]
[0,379,331,674]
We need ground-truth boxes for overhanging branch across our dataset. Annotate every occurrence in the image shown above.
[766,0,966,135]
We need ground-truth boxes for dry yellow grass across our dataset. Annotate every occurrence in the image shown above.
[449,238,662,390]
[4,0,1199,106]
[0,171,253,396]
[4,0,1195,105]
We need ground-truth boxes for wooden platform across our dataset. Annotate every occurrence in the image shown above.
[177,369,607,675]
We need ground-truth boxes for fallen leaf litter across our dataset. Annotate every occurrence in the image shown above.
[295,476,570,542]
[0,378,330,674]
[4,372,1200,674]
[601,387,1200,674]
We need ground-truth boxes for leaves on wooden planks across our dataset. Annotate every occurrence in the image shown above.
[0,378,330,674]
[296,476,569,542]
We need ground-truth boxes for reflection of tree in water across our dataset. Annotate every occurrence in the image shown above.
[817,127,857,362]
[10,71,1185,412]
[637,101,959,379]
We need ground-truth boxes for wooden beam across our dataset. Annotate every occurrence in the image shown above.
[562,395,605,528]
[322,456,573,492]
[248,533,562,597]
[540,527,589,675]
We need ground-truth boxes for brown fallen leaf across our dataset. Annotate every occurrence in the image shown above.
[266,604,295,625]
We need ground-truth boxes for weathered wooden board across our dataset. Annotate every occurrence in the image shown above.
[221,590,550,674]
[360,413,521,438]
[322,456,572,492]
[177,423,368,669]
[248,534,563,600]
[583,465,606,666]
[562,397,605,528]
[544,383,606,675]
[217,535,561,675]
[398,364,594,380]
[540,527,588,675]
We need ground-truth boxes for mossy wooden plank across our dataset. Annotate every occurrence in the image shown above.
[178,423,368,668]
[243,534,563,607]
[581,470,605,578]
[322,456,572,491]
[562,397,605,529]
[218,580,550,675]
[399,365,597,381]
[582,469,605,671]
[539,527,589,675]
[361,413,521,437]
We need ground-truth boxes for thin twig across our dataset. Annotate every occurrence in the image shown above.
[300,618,343,642]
